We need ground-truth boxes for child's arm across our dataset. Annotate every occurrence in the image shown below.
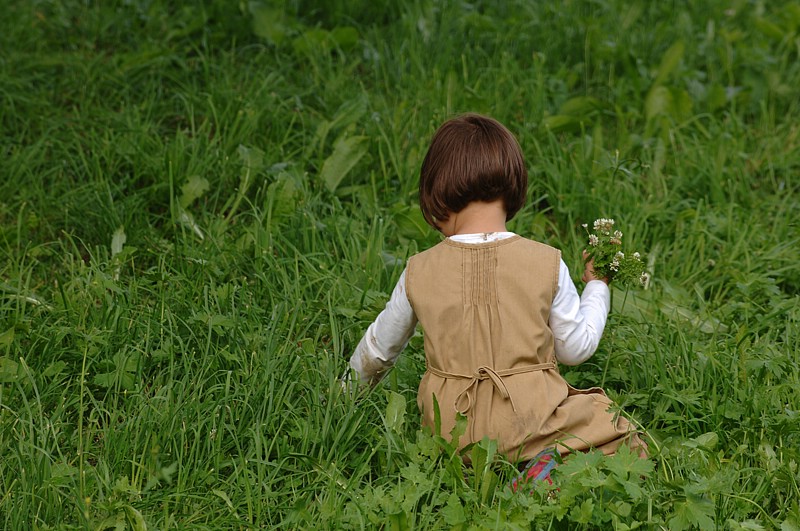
[348,269,418,386]
[549,258,610,366]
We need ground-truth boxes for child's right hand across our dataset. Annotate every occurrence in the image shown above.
[582,251,609,284]
[340,368,361,397]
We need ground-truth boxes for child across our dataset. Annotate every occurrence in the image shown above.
[348,113,646,465]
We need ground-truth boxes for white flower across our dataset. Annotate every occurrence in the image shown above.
[614,230,623,239]
[610,260,620,271]
[610,237,621,245]
[633,252,641,260]
[593,218,615,233]
[615,251,624,261]
[589,234,599,246]
[582,223,588,229]
[640,272,650,287]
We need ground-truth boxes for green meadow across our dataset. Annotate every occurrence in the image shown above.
[1,0,799,528]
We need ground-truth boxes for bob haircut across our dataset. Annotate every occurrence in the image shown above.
[419,113,527,230]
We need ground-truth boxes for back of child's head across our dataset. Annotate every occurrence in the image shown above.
[419,113,527,230]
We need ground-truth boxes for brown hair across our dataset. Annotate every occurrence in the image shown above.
[418,113,528,230]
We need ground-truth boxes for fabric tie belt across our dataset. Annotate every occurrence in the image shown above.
[427,361,556,414]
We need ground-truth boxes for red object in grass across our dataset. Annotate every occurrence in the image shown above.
[510,447,559,492]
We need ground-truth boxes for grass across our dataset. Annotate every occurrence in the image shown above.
[1,0,799,528]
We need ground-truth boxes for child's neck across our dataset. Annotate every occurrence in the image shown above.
[443,200,508,236]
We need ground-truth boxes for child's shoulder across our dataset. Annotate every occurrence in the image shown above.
[511,237,562,263]
[407,239,449,265]
[515,236,558,250]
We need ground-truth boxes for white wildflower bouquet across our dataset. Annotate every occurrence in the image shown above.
[583,218,649,288]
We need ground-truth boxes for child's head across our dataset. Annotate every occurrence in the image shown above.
[419,113,527,230]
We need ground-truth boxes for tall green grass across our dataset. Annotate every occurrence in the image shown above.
[2,0,799,528]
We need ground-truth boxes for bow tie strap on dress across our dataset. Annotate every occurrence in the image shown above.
[427,362,557,414]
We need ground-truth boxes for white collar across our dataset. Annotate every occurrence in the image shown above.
[448,232,516,244]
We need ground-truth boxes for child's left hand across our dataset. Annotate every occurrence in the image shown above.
[581,250,609,284]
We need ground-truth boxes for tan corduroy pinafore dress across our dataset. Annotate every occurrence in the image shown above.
[406,235,640,462]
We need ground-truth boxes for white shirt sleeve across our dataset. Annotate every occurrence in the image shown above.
[348,268,417,385]
[549,259,610,366]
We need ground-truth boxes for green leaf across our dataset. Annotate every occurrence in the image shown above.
[385,391,407,434]
[753,17,785,40]
[111,226,126,257]
[645,86,673,121]
[124,505,147,531]
[541,114,581,133]
[672,87,694,119]
[50,462,78,486]
[330,26,359,50]
[180,176,210,208]
[392,204,429,241]
[449,413,467,450]
[112,476,138,496]
[387,511,410,531]
[94,351,140,390]
[213,488,235,510]
[267,173,299,224]
[781,517,800,531]
[571,499,595,524]
[320,134,369,193]
[400,462,430,488]
[653,41,684,86]
[442,493,467,525]
[159,461,178,484]
[0,357,20,382]
[706,84,727,111]
[612,501,632,518]
[94,514,127,531]
[605,444,654,482]
[292,28,331,55]
[120,372,136,391]
[479,467,498,504]
[684,432,719,451]
[577,467,611,488]
[471,440,489,487]
[192,313,236,329]
[728,520,766,531]
[334,96,368,126]
[433,394,442,436]
[42,361,66,379]
[233,145,265,219]
[789,5,800,28]
[471,440,499,502]
[249,3,289,44]
[659,299,727,333]
[668,494,715,531]
[310,96,368,158]
[0,327,14,347]
[559,96,603,118]
[120,351,141,373]
[238,144,265,174]
[94,372,117,389]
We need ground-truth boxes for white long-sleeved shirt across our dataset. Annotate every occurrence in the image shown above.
[349,232,610,384]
